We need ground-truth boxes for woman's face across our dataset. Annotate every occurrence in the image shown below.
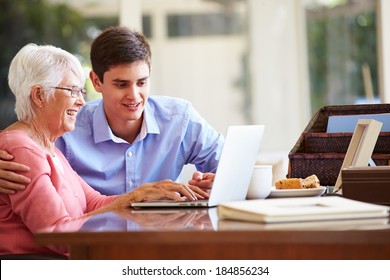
[43,72,86,139]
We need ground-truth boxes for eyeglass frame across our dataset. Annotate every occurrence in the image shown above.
[51,86,87,98]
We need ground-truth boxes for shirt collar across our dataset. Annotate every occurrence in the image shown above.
[92,99,160,144]
[143,100,160,135]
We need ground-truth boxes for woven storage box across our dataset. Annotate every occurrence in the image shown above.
[304,132,390,154]
[288,104,390,186]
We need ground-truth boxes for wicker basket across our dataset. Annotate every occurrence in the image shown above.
[304,132,390,154]
[288,104,390,186]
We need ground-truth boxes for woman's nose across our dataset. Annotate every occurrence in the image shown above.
[76,94,86,106]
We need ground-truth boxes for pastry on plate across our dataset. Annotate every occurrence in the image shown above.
[275,174,320,189]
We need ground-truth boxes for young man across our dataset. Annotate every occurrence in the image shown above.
[0,26,224,196]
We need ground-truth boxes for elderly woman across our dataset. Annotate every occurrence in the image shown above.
[0,44,204,259]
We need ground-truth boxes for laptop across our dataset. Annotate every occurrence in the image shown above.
[131,125,265,208]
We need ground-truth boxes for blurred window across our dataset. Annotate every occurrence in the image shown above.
[142,15,153,38]
[167,12,244,37]
[305,0,378,113]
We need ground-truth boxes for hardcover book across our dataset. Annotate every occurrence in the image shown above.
[218,196,390,224]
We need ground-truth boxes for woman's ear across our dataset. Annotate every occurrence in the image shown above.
[89,71,103,93]
[30,86,45,108]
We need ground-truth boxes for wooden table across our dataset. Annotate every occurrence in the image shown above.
[35,208,390,260]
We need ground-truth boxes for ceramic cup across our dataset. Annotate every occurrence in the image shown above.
[247,165,273,199]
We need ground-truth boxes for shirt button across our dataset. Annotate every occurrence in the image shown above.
[128,151,133,157]
[128,181,133,187]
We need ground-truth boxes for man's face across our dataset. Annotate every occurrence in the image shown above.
[90,61,150,128]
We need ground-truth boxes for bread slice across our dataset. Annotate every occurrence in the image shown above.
[302,174,320,189]
[275,174,320,189]
[275,178,303,189]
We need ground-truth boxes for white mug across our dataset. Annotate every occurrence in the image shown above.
[247,165,272,199]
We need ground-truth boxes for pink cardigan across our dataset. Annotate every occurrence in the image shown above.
[0,131,117,256]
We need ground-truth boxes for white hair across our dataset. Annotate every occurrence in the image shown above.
[8,43,85,121]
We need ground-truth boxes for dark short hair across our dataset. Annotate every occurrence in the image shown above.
[90,26,152,82]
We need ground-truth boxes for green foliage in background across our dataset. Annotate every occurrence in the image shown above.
[0,0,87,127]
[307,7,377,114]
[0,0,117,128]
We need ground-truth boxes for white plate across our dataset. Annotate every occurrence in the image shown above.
[268,186,327,198]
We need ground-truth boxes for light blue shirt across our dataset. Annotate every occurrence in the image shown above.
[56,96,224,196]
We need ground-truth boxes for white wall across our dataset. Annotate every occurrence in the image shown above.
[247,0,311,152]
[151,37,248,132]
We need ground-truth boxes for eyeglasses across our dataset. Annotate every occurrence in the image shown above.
[52,86,87,98]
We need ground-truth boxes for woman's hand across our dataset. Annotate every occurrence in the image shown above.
[110,180,210,209]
